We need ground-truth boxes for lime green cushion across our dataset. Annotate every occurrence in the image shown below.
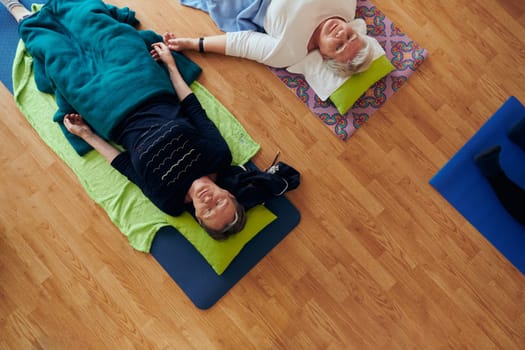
[167,205,277,274]
[330,55,395,115]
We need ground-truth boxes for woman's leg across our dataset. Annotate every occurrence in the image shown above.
[1,0,31,22]
[474,145,525,226]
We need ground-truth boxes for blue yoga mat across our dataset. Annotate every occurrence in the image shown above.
[152,195,300,309]
[430,96,525,275]
[2,1,301,308]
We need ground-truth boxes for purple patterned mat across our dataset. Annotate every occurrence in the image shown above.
[270,0,428,140]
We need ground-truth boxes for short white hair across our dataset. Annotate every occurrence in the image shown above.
[326,34,375,76]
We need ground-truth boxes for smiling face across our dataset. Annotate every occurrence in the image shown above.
[188,177,237,232]
[317,18,364,63]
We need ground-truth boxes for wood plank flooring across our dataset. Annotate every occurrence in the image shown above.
[1,0,524,348]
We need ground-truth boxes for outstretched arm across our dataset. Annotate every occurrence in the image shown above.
[63,114,120,163]
[163,32,226,55]
[164,31,278,65]
[150,42,192,101]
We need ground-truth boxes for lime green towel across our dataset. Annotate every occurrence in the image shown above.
[13,38,261,255]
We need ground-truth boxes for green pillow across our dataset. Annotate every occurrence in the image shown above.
[330,55,395,115]
[166,205,277,274]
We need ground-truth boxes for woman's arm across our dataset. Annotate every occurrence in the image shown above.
[64,113,143,186]
[163,33,226,55]
[163,32,279,65]
[63,113,120,163]
[151,42,192,101]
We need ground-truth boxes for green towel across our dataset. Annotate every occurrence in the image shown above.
[13,39,261,253]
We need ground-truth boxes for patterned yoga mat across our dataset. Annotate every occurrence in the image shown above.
[270,0,428,140]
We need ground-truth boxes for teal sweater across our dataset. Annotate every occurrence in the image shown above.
[19,0,201,155]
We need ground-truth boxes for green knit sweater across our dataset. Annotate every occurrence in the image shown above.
[19,0,202,155]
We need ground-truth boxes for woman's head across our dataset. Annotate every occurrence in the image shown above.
[316,18,375,76]
[189,176,247,240]
[200,198,247,240]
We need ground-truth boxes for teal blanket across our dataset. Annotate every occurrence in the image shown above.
[19,0,202,155]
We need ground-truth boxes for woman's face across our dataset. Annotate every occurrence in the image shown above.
[190,178,237,231]
[317,18,364,63]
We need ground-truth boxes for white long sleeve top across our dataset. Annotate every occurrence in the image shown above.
[225,0,357,68]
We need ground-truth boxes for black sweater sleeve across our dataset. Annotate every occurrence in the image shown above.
[180,93,224,140]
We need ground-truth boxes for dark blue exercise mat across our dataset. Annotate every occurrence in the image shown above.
[430,96,525,275]
[151,195,301,309]
[0,0,47,92]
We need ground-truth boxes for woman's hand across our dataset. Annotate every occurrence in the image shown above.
[63,113,93,139]
[65,113,120,163]
[163,32,197,52]
[150,42,176,68]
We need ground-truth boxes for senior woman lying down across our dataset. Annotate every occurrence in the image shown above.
[166,0,376,76]
[3,0,300,240]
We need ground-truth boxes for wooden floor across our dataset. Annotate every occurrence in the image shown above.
[1,0,524,348]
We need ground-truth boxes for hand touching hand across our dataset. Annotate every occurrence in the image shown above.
[163,32,196,51]
[150,42,176,68]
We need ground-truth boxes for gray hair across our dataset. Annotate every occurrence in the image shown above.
[326,34,375,76]
[199,198,247,240]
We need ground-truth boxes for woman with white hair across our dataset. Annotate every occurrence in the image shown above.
[166,0,376,77]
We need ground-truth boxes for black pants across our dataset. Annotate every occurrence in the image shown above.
[477,116,525,226]
[485,172,525,226]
